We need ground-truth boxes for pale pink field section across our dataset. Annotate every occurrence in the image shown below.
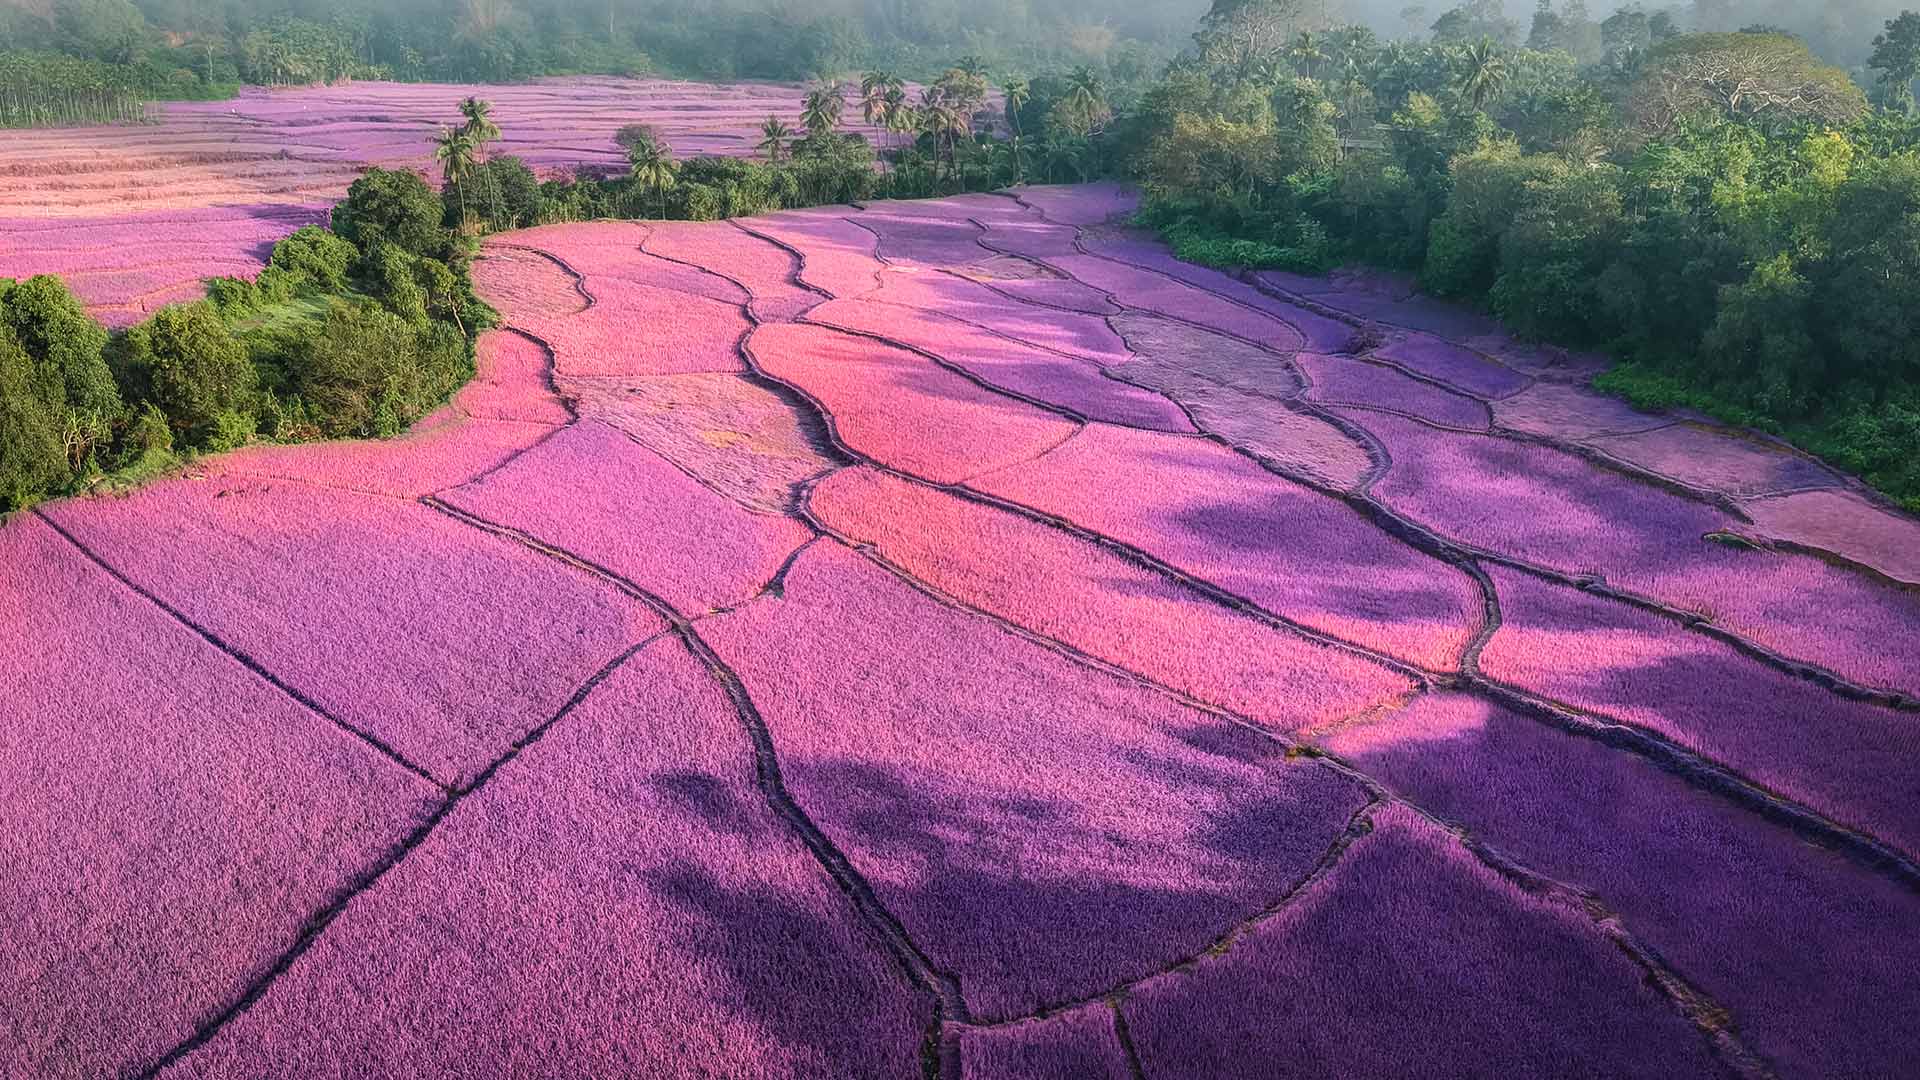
[0,77,889,324]
[6,182,1919,1078]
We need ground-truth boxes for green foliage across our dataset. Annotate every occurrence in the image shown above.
[265,226,359,292]
[1119,11,1920,510]
[332,168,451,261]
[0,275,121,472]
[463,156,543,232]
[293,302,470,439]
[0,325,71,511]
[117,302,257,450]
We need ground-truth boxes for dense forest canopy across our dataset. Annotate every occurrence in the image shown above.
[4,0,1920,90]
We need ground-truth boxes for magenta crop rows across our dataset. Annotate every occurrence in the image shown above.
[7,167,1920,1079]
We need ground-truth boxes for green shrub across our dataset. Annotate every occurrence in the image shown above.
[464,156,543,231]
[366,243,430,324]
[0,325,69,511]
[205,275,261,317]
[332,167,451,261]
[265,226,359,292]
[294,302,470,438]
[121,302,258,449]
[0,274,121,476]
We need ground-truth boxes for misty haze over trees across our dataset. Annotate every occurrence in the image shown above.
[3,1,1920,91]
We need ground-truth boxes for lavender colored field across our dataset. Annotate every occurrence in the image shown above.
[809,467,1415,732]
[1587,421,1838,496]
[162,641,931,1079]
[524,277,750,377]
[10,191,1920,1077]
[1479,566,1920,856]
[0,518,439,1080]
[739,211,886,299]
[1295,352,1490,430]
[973,422,1482,670]
[1321,693,1920,1078]
[643,220,820,323]
[807,297,1192,431]
[866,270,1133,367]
[1084,231,1359,353]
[958,1010,1131,1079]
[701,542,1373,1020]
[0,78,887,321]
[443,421,813,615]
[1106,314,1377,492]
[1122,805,1723,1079]
[750,322,1079,485]
[1739,488,1920,585]
[1372,333,1533,398]
[41,477,662,785]
[1044,252,1310,351]
[1354,409,1920,693]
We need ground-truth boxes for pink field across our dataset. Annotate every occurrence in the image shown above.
[1043,253,1310,351]
[1121,804,1723,1078]
[40,477,663,785]
[807,297,1192,430]
[1372,333,1533,398]
[958,1009,1131,1079]
[749,322,1079,485]
[1356,409,1920,693]
[1106,314,1378,491]
[1320,693,1920,1078]
[643,220,821,323]
[442,421,814,615]
[523,277,750,377]
[1587,421,1838,496]
[10,188,1920,1076]
[1479,567,1920,856]
[738,211,886,299]
[700,542,1373,1019]
[866,270,1133,367]
[972,423,1482,670]
[809,467,1416,732]
[161,639,931,1079]
[0,517,439,1080]
[0,78,888,321]
[1295,352,1491,429]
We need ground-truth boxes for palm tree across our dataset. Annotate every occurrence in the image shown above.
[1002,77,1032,181]
[916,89,968,184]
[458,96,499,156]
[1063,66,1106,137]
[628,135,677,219]
[1289,32,1327,80]
[801,83,844,140]
[957,55,989,80]
[758,116,792,164]
[1457,38,1510,111]
[861,70,903,162]
[433,126,477,227]
[1002,76,1031,136]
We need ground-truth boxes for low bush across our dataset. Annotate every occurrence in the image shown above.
[332,168,452,262]
[295,302,471,439]
[116,302,257,450]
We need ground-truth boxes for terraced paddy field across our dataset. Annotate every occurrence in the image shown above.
[6,184,1919,1079]
[0,78,886,326]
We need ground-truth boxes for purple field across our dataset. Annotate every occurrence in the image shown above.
[0,78,892,323]
[8,178,1920,1078]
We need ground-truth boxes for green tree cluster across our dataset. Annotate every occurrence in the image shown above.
[1115,9,1920,509]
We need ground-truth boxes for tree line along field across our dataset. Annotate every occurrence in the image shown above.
[0,77,889,327]
[4,181,1918,1078]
